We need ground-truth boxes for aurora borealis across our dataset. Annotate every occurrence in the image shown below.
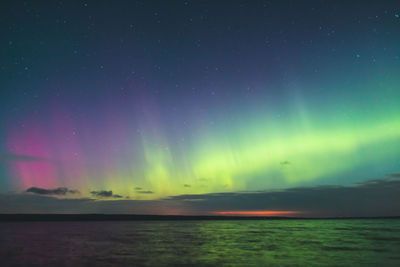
[1,0,400,216]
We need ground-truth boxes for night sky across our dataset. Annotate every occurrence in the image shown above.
[1,1,400,216]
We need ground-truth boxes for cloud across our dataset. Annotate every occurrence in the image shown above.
[90,190,125,199]
[135,187,154,194]
[280,161,290,165]
[389,173,400,178]
[90,190,113,197]
[0,194,95,213]
[136,190,154,194]
[0,193,183,215]
[3,176,400,217]
[184,184,191,188]
[90,190,112,197]
[26,187,79,196]
[0,153,47,162]
[167,177,400,217]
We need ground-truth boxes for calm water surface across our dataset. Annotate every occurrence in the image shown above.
[1,219,400,266]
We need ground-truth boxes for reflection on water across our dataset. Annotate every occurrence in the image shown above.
[1,219,400,266]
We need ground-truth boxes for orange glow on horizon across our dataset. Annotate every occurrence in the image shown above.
[213,210,301,216]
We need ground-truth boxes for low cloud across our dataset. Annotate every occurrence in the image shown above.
[167,177,400,217]
[3,176,400,217]
[184,184,191,188]
[90,190,125,199]
[280,161,290,165]
[91,190,113,197]
[26,187,79,196]
[135,187,154,194]
[0,193,183,215]
[136,190,154,194]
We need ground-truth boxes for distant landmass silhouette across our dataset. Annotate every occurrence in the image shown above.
[0,214,399,221]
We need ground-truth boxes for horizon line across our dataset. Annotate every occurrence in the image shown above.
[1,214,399,221]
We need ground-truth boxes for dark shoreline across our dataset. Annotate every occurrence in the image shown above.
[0,214,399,222]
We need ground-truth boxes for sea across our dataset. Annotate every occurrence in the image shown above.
[1,219,400,266]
